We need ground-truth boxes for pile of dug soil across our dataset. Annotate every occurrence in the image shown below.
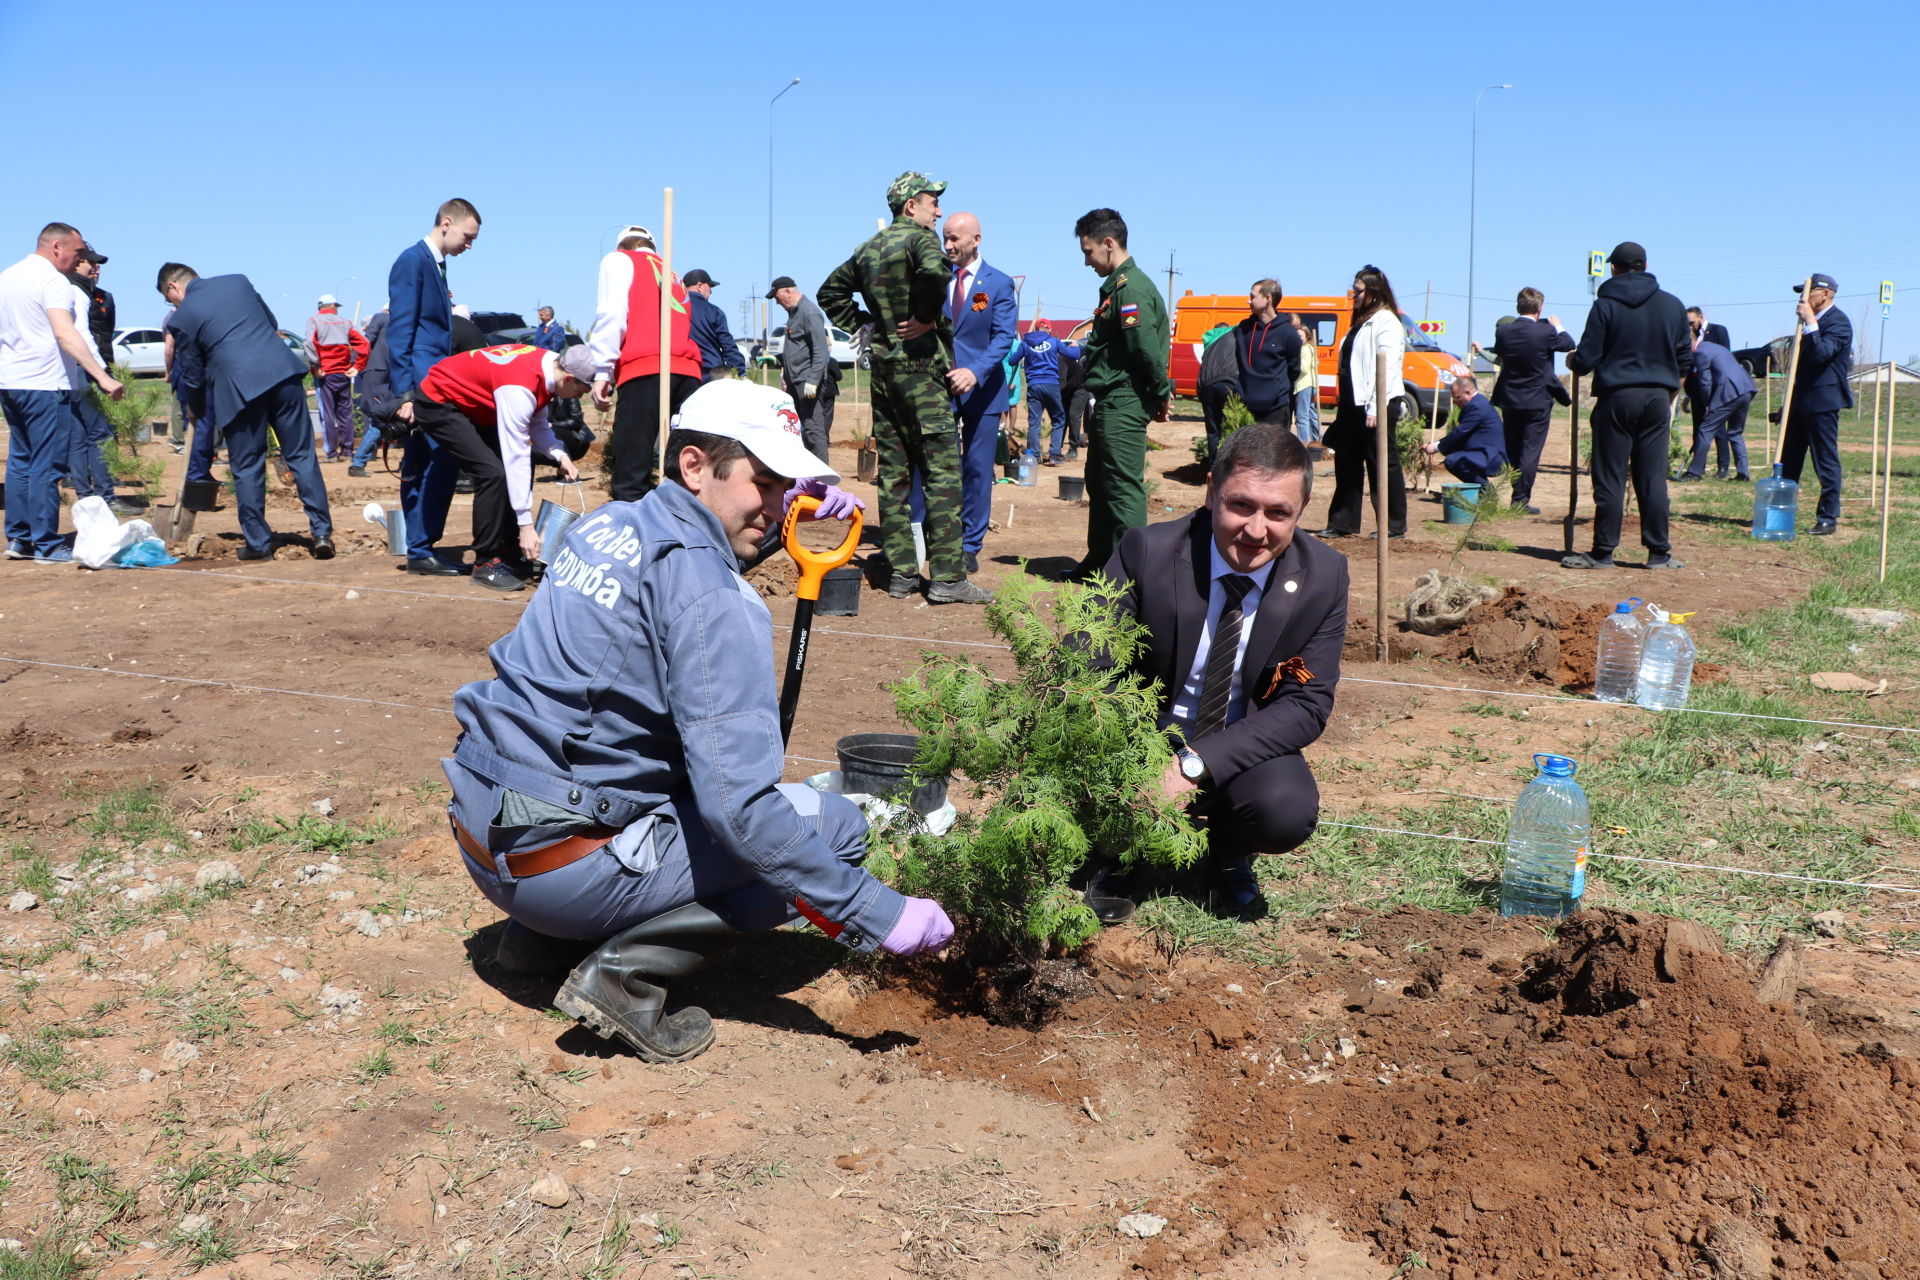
[837,907,1920,1277]
[1349,586,1724,691]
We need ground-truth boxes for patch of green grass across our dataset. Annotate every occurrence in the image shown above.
[354,1047,394,1081]
[179,993,252,1044]
[7,843,54,895]
[5,1029,89,1092]
[0,1231,86,1280]
[228,813,394,856]
[85,785,185,845]
[376,1020,426,1047]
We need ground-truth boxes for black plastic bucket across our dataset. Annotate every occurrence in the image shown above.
[817,565,862,616]
[1057,475,1086,500]
[835,732,948,814]
[182,479,221,512]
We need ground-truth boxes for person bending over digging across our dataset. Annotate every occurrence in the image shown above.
[1421,375,1508,487]
[442,379,953,1063]
[1085,423,1348,923]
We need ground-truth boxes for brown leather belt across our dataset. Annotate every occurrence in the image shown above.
[451,816,618,878]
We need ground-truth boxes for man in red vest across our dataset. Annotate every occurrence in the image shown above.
[587,225,702,502]
[412,343,592,591]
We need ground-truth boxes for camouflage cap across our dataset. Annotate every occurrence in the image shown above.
[886,171,947,212]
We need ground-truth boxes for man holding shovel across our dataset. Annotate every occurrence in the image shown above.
[444,378,950,1065]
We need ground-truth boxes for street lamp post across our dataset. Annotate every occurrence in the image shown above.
[767,77,801,337]
[1467,82,1512,359]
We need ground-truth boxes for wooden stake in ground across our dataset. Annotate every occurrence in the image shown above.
[1883,374,1897,584]
[1564,375,1582,555]
[1764,365,1773,463]
[655,188,676,476]
[1772,277,1815,471]
[1871,362,1885,510]
[1374,351,1390,662]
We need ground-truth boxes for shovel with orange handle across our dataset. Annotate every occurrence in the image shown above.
[776,494,864,745]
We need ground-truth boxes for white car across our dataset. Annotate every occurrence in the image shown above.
[112,327,168,376]
[759,325,863,369]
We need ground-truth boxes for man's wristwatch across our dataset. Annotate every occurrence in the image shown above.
[1175,746,1207,783]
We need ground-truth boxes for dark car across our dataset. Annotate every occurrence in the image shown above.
[469,310,528,337]
[1734,336,1790,379]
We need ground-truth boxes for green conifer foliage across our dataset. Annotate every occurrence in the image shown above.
[878,573,1207,958]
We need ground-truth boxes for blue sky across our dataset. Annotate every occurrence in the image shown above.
[7,0,1915,361]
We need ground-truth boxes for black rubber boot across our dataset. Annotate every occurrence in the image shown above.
[493,920,597,979]
[553,902,742,1063]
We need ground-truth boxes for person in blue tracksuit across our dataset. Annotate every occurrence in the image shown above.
[1423,376,1507,485]
[1009,323,1080,463]
[386,198,481,574]
[444,379,953,1064]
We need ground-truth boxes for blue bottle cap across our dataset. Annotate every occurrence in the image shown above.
[1533,753,1577,777]
[1613,597,1643,614]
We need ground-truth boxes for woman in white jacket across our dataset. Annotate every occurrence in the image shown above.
[1313,266,1408,539]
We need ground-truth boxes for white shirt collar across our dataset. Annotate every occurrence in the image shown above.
[953,255,981,290]
[422,236,445,267]
[1207,538,1278,594]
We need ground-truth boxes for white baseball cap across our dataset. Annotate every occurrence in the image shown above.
[616,224,654,247]
[674,379,837,483]
[317,293,339,305]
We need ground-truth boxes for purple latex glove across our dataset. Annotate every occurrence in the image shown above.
[880,897,954,956]
[787,475,865,522]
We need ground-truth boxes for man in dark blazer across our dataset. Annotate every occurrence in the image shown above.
[387,198,481,574]
[1423,376,1507,483]
[158,263,333,561]
[1689,306,1731,349]
[1090,424,1347,922]
[941,212,1018,572]
[1780,272,1853,534]
[1483,287,1573,513]
[1676,333,1754,482]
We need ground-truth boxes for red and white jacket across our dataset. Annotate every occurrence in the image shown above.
[303,310,369,376]
[419,344,569,527]
[587,249,701,387]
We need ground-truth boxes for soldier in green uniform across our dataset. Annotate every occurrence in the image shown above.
[818,172,992,605]
[1072,207,1172,577]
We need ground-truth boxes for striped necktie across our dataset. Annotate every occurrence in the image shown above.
[1193,575,1255,737]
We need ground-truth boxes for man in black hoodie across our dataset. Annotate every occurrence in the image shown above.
[1564,242,1692,570]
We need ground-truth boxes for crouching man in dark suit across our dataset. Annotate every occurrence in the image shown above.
[1088,423,1348,922]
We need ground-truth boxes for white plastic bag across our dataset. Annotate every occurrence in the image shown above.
[72,496,158,569]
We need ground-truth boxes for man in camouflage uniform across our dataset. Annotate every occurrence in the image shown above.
[818,172,992,605]
[1072,207,1172,577]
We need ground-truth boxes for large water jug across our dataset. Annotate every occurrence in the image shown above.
[1635,607,1697,711]
[1593,597,1645,703]
[1499,753,1591,918]
[1752,463,1798,541]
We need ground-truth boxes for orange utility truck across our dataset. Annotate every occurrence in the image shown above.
[1169,292,1465,428]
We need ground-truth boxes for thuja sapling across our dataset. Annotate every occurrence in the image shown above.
[873,572,1206,959]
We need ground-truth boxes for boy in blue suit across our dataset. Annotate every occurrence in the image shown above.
[1423,376,1507,485]
[387,198,481,574]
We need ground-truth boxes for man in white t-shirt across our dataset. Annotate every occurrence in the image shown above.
[1,222,124,562]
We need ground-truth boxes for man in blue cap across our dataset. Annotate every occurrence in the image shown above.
[1779,273,1852,535]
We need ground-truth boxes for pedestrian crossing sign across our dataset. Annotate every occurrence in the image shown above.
[1589,251,1605,278]
[1882,280,1895,307]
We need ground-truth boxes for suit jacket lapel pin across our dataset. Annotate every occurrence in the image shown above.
[971,292,988,311]
[1284,579,1298,593]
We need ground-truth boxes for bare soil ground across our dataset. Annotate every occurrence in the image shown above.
[2,404,1918,1278]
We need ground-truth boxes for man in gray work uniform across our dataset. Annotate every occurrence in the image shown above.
[769,275,836,461]
[443,379,952,1064]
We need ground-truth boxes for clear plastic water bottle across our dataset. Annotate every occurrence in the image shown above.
[1593,597,1645,703]
[1500,753,1590,918]
[1634,607,1697,711]
[1752,463,1798,541]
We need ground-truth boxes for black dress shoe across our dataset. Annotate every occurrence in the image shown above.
[311,536,336,560]
[1309,526,1357,539]
[1082,861,1136,926]
[1522,504,1542,515]
[1811,520,1837,536]
[1672,472,1703,484]
[236,546,273,561]
[1207,855,1267,922]
[407,556,464,576]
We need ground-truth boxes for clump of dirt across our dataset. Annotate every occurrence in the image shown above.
[743,552,800,600]
[839,906,1920,1278]
[1350,585,1725,691]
